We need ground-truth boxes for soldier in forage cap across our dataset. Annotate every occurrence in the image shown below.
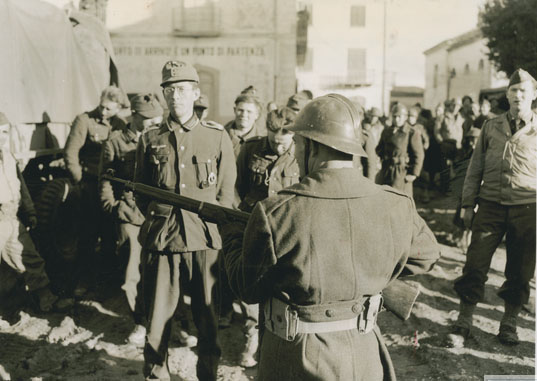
[99,93,163,348]
[135,60,236,381]
[217,94,440,380]
[450,68,537,348]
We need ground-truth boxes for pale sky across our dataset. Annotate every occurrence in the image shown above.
[44,0,486,87]
[384,0,486,86]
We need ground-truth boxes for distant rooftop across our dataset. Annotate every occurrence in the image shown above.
[423,28,482,55]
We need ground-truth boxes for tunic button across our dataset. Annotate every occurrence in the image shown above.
[181,184,186,188]
[180,146,185,151]
[180,164,185,168]
[150,211,155,216]
[325,309,334,318]
[207,159,211,163]
[352,304,361,314]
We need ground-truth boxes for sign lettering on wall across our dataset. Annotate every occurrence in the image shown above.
[114,45,266,57]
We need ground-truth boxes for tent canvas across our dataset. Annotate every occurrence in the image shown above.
[0,0,113,124]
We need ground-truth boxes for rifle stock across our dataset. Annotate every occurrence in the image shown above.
[102,173,420,320]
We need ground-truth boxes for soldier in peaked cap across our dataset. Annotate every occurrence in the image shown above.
[216,94,440,380]
[135,60,236,381]
[99,93,163,347]
[450,68,537,348]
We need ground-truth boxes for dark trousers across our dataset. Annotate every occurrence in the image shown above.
[73,177,116,290]
[454,199,536,306]
[142,249,221,380]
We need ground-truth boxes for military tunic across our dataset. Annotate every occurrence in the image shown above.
[221,168,440,380]
[64,107,126,182]
[135,114,236,380]
[235,136,300,212]
[376,123,424,196]
[64,108,125,291]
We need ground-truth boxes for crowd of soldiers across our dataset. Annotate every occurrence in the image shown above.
[0,60,535,381]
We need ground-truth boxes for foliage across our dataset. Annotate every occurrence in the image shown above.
[479,0,537,78]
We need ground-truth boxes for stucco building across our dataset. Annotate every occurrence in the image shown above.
[423,29,508,110]
[296,0,390,111]
[110,0,296,123]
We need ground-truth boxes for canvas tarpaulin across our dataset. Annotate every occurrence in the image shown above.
[0,0,107,124]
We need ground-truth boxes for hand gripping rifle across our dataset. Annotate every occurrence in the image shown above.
[102,173,420,320]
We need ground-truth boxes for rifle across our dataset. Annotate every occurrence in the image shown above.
[102,173,420,321]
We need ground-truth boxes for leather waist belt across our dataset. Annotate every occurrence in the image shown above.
[297,316,359,334]
[263,294,383,342]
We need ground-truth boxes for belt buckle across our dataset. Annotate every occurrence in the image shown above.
[265,298,299,342]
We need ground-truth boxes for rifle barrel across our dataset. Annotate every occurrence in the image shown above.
[101,174,249,224]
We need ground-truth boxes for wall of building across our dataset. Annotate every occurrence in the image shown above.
[423,48,448,109]
[296,0,388,111]
[109,0,296,124]
[424,35,508,109]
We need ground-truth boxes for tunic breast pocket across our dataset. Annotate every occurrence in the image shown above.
[248,155,271,186]
[193,155,218,189]
[282,166,299,188]
[149,146,172,187]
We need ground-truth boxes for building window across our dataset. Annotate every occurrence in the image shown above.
[433,64,438,88]
[464,63,470,74]
[173,0,221,36]
[350,5,366,27]
[347,48,367,83]
[478,59,484,70]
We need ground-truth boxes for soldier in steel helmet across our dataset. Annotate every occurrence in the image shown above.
[217,94,440,380]
[134,61,236,381]
[376,103,425,196]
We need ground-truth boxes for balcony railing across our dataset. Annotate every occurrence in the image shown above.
[319,70,376,89]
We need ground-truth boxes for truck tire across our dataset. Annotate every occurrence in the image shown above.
[33,178,82,291]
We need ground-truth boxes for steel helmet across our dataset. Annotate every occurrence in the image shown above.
[287,94,367,157]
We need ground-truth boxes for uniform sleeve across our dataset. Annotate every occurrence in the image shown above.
[134,135,150,215]
[235,143,249,201]
[99,139,117,213]
[461,124,487,208]
[400,200,441,276]
[433,117,443,143]
[64,115,87,183]
[17,164,36,223]
[408,128,424,176]
[216,131,237,208]
[375,129,386,159]
[420,125,430,151]
[221,202,278,304]
[363,132,378,180]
